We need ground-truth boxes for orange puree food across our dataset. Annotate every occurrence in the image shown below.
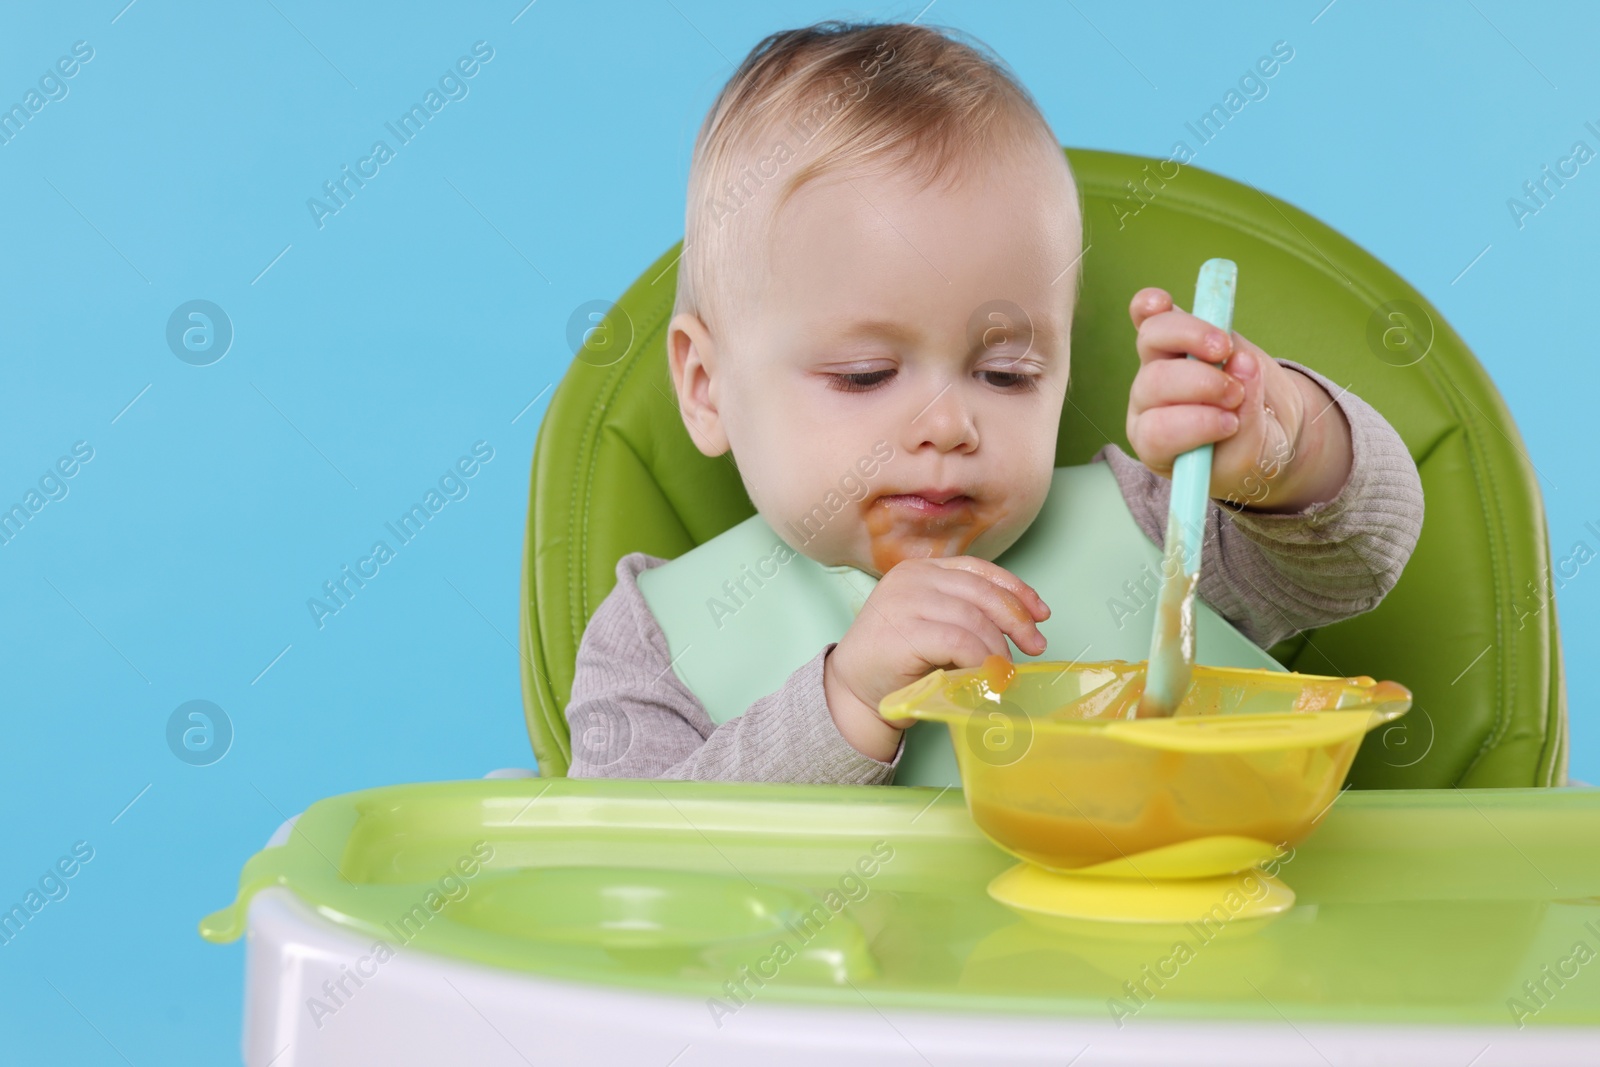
[965,713,1352,869]
[977,654,1015,693]
[969,784,1327,871]
[932,660,1408,871]
[863,494,1012,575]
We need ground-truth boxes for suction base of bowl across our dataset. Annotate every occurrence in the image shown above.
[987,861,1296,925]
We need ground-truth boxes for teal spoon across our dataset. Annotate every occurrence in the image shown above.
[1136,258,1239,718]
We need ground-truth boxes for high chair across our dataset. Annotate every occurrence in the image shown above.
[205,150,1596,1066]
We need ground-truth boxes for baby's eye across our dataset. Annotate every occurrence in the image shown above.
[828,369,896,392]
[978,369,1040,391]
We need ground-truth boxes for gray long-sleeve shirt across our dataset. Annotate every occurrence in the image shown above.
[563,360,1424,785]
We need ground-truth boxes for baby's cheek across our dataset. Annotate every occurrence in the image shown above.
[985,473,1053,559]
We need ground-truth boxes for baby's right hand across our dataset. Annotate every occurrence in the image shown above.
[822,558,1050,759]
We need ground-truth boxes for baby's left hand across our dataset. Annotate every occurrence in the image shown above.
[1126,287,1352,512]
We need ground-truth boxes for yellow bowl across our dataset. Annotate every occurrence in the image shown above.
[879,658,1411,877]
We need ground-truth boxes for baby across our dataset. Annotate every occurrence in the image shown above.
[564,20,1423,782]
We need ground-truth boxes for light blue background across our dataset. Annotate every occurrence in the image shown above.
[1,1,1593,1062]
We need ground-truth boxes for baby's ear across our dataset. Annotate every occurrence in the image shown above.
[666,312,731,457]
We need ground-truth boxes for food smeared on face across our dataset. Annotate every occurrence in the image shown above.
[863,488,1012,574]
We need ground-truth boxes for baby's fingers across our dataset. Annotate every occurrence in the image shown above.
[1129,287,1173,329]
[1136,312,1234,368]
[1129,357,1245,415]
[919,602,1014,664]
[929,566,1049,657]
[1130,404,1241,474]
[926,556,1050,622]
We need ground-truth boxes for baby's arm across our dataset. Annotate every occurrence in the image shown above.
[563,553,903,783]
[1098,359,1424,650]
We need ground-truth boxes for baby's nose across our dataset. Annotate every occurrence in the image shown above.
[907,383,979,453]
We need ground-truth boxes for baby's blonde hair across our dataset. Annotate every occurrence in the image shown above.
[674,19,1072,338]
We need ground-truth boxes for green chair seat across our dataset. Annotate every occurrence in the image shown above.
[519,148,1567,788]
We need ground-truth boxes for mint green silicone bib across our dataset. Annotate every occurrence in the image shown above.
[636,463,1283,786]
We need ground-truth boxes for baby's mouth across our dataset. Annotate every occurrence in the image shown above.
[863,489,989,573]
[872,492,975,518]
[876,495,972,521]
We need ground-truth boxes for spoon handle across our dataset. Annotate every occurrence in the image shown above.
[1169,258,1238,572]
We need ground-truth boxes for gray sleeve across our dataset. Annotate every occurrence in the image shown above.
[1093,358,1424,650]
[564,552,905,784]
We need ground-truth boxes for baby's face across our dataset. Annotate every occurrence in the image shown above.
[676,143,1081,577]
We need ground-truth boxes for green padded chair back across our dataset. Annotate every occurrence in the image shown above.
[520,148,1568,788]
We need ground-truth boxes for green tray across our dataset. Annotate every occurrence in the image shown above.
[202,778,1600,1027]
